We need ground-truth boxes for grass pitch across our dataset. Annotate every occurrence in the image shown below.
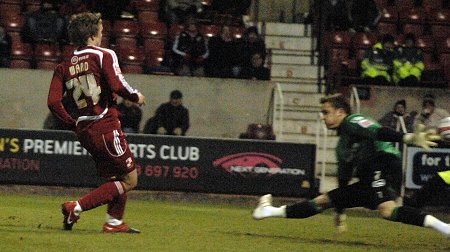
[0,191,449,252]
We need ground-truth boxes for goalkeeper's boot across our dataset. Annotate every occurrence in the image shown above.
[62,201,80,231]
[103,222,141,233]
[334,213,348,234]
[252,194,273,220]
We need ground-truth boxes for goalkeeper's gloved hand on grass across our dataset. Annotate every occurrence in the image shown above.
[403,124,441,150]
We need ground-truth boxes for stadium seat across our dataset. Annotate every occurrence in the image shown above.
[399,7,426,36]
[199,24,220,38]
[3,14,25,32]
[8,31,22,43]
[11,42,33,61]
[143,38,165,54]
[231,26,246,39]
[119,47,145,74]
[34,43,61,63]
[102,20,112,37]
[132,0,160,11]
[9,59,32,69]
[395,0,415,9]
[36,60,58,70]
[0,3,22,18]
[140,22,167,39]
[101,35,110,48]
[115,37,138,50]
[421,0,442,11]
[328,31,352,49]
[415,35,435,52]
[137,10,160,24]
[374,0,389,8]
[351,32,377,50]
[113,20,139,38]
[145,47,164,67]
[436,37,450,54]
[24,0,41,14]
[429,9,450,39]
[61,44,78,59]
[376,22,398,36]
[328,48,349,75]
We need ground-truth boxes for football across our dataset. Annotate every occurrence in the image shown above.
[437,117,450,142]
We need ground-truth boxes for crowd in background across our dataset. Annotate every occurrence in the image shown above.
[0,0,270,80]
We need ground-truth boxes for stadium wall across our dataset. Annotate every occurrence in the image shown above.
[1,69,449,138]
[0,69,274,138]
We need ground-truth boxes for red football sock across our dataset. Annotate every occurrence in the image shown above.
[107,191,128,220]
[78,181,125,211]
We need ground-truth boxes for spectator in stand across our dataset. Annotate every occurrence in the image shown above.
[117,98,143,134]
[393,33,424,87]
[210,0,252,17]
[161,0,203,26]
[59,0,89,18]
[171,17,208,76]
[379,99,416,133]
[90,0,135,21]
[0,23,12,68]
[360,34,395,86]
[319,0,352,32]
[348,0,381,32]
[205,25,238,78]
[235,26,266,77]
[414,94,450,130]
[239,52,271,80]
[22,0,65,44]
[143,90,190,136]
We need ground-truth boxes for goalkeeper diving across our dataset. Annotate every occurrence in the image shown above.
[252,94,450,239]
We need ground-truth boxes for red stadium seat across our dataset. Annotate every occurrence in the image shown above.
[140,22,167,39]
[11,42,33,60]
[9,59,32,69]
[143,38,165,54]
[8,31,22,43]
[395,0,415,9]
[137,10,160,24]
[101,35,110,48]
[115,37,138,50]
[429,9,450,39]
[113,20,139,38]
[376,22,398,36]
[399,7,426,36]
[145,48,164,67]
[328,48,349,75]
[436,37,450,54]
[328,31,352,49]
[36,60,58,70]
[0,3,22,18]
[102,20,112,37]
[3,14,25,32]
[231,26,246,39]
[34,43,61,62]
[415,35,435,53]
[421,0,442,11]
[119,47,145,74]
[132,0,160,11]
[351,32,377,50]
[199,24,220,38]
[62,44,78,59]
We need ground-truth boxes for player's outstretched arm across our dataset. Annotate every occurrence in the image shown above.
[403,124,441,150]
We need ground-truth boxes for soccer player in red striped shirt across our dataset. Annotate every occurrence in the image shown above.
[47,12,145,233]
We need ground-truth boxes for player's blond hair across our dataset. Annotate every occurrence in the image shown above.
[68,12,102,46]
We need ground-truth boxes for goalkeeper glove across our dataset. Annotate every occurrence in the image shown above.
[403,124,441,150]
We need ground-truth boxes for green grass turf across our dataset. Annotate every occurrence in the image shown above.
[0,193,449,252]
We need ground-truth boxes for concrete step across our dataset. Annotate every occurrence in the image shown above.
[276,82,320,94]
[276,91,324,107]
[265,36,314,51]
[270,53,313,65]
[259,22,312,37]
[271,64,321,79]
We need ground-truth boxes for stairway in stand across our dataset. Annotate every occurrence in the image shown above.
[260,22,339,176]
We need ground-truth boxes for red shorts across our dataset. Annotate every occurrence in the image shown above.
[77,117,136,178]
